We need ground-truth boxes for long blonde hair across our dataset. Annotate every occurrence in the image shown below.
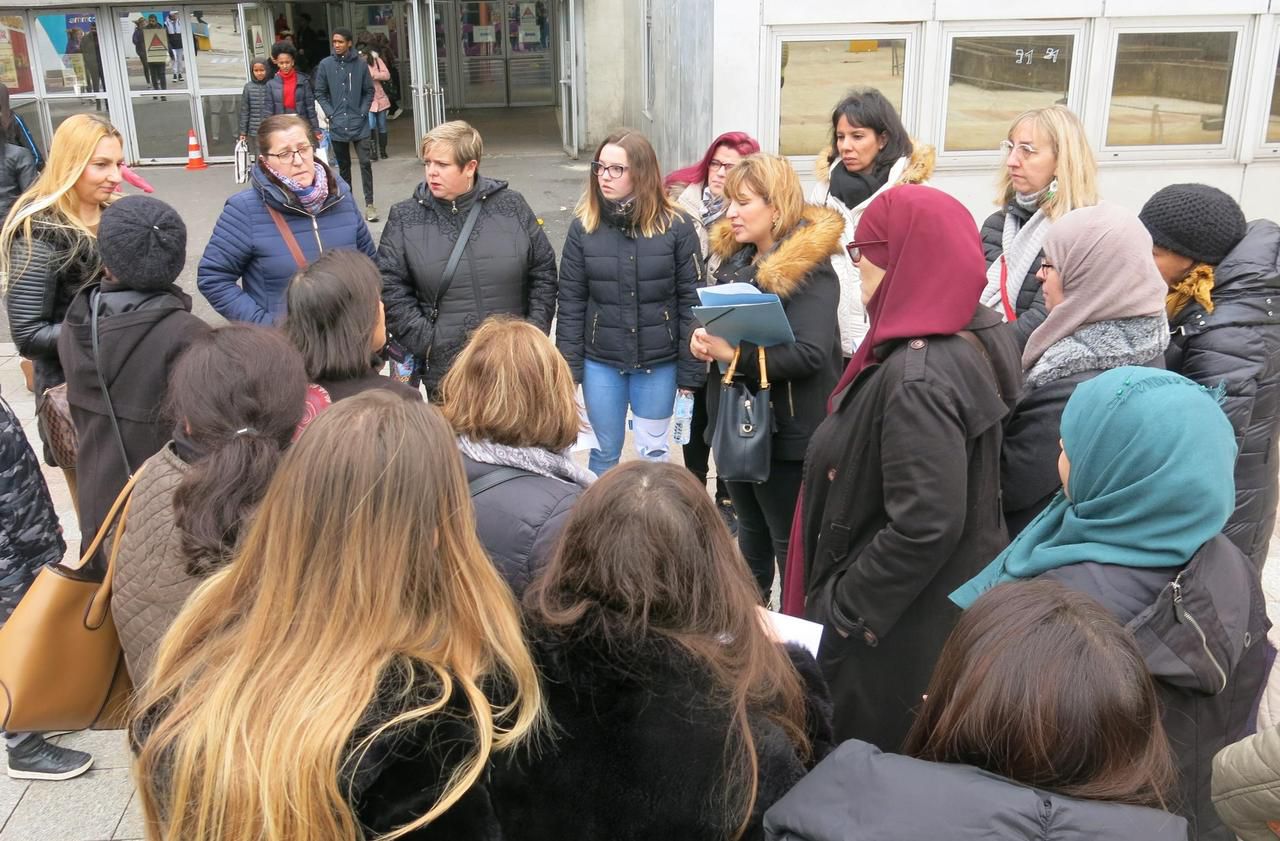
[994,105,1098,220]
[0,113,120,288]
[132,391,542,841]
[576,129,677,237]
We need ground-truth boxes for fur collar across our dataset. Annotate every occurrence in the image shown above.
[813,142,936,187]
[1026,315,1169,389]
[709,205,843,298]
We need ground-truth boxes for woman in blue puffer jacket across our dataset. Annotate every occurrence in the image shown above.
[197,114,374,324]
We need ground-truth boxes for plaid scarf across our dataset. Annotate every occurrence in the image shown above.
[265,160,330,215]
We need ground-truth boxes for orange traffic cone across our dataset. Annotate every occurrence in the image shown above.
[185,129,207,170]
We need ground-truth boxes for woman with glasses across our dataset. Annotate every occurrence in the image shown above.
[810,89,934,357]
[980,105,1099,348]
[799,184,1020,751]
[197,114,375,324]
[556,129,703,475]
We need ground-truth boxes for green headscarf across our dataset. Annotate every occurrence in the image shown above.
[951,366,1236,608]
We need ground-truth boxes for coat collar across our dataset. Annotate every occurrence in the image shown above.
[813,142,936,188]
[709,205,843,298]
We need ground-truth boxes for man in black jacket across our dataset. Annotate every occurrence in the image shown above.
[314,28,376,222]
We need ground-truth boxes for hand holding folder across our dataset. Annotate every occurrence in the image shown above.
[693,283,795,348]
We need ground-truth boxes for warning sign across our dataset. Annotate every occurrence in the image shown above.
[145,27,168,63]
[250,24,265,55]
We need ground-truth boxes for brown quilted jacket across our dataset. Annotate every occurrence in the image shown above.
[111,444,197,685]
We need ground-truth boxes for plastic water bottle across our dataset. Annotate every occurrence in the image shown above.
[672,390,695,446]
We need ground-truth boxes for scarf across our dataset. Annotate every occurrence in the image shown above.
[280,68,297,111]
[603,195,636,231]
[701,186,726,229]
[827,157,892,211]
[1167,263,1216,319]
[265,160,329,214]
[950,366,1237,608]
[457,436,596,488]
[831,184,989,398]
[979,192,1054,317]
[1021,203,1169,371]
[1025,316,1169,389]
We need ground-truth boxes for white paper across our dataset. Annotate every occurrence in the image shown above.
[767,611,824,657]
[572,386,598,453]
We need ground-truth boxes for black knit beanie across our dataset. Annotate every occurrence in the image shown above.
[97,195,187,290]
[1138,183,1246,266]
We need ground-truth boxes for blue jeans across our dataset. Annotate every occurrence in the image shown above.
[582,359,677,475]
[368,109,387,132]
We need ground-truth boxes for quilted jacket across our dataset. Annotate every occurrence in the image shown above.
[197,162,375,325]
[263,71,320,134]
[981,205,1048,348]
[112,444,198,684]
[0,387,64,622]
[238,78,271,138]
[1213,725,1280,841]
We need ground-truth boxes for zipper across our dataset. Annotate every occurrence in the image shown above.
[1172,575,1228,693]
[787,382,795,417]
[591,313,599,345]
[663,309,673,343]
[310,215,322,252]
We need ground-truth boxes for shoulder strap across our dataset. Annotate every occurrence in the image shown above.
[431,198,484,319]
[91,290,133,478]
[469,465,534,497]
[267,205,307,268]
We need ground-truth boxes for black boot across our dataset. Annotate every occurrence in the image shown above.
[378,131,388,159]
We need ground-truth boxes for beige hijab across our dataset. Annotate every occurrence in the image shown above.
[1022,203,1169,370]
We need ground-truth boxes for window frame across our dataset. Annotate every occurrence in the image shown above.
[1251,15,1280,156]
[763,22,923,169]
[641,0,655,120]
[1091,16,1253,162]
[933,19,1091,165]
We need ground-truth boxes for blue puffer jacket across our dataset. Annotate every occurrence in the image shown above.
[197,163,375,324]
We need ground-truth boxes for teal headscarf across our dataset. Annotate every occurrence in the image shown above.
[951,366,1236,608]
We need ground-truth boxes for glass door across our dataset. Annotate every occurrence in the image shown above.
[240,2,274,62]
[556,0,577,155]
[407,0,444,150]
[459,0,504,106]
[506,1,551,105]
[189,6,249,159]
[120,8,196,162]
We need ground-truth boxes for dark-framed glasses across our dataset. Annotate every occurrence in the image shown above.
[264,146,313,163]
[590,161,628,179]
[846,239,888,263]
[708,159,736,174]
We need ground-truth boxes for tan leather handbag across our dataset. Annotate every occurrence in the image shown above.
[0,469,141,732]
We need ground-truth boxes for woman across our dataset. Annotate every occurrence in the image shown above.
[954,366,1269,840]
[283,249,420,406]
[556,129,702,475]
[359,44,392,159]
[800,184,1021,751]
[765,581,1187,840]
[0,84,42,171]
[690,154,843,598]
[980,104,1099,347]
[2,114,119,490]
[491,462,833,841]
[113,326,306,684]
[809,89,934,356]
[440,316,592,595]
[197,114,375,325]
[1213,726,1280,840]
[237,58,271,146]
[1140,183,1280,571]
[664,131,760,527]
[380,120,557,398]
[263,43,320,135]
[132,392,543,841]
[1002,203,1169,534]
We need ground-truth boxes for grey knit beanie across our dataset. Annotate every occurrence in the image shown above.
[1138,183,1246,266]
[97,195,187,290]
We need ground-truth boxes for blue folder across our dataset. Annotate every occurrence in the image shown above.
[693,283,795,348]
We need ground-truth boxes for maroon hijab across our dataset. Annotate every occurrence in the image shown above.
[831,184,990,398]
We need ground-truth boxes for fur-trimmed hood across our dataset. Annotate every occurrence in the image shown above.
[813,142,936,187]
[709,205,844,298]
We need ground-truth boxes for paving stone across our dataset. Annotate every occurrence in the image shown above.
[0,768,132,841]
[111,791,144,840]
[49,731,132,771]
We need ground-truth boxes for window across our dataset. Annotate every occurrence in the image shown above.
[33,10,101,95]
[943,34,1074,153]
[778,38,909,157]
[0,16,34,95]
[1267,41,1280,144]
[1105,31,1238,147]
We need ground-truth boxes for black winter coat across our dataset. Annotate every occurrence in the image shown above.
[763,739,1188,841]
[802,306,1021,751]
[263,71,320,134]
[57,282,208,574]
[0,387,64,621]
[379,178,558,395]
[490,631,835,841]
[1041,534,1271,841]
[313,52,373,141]
[982,206,1047,348]
[555,209,704,388]
[238,78,270,138]
[464,455,584,596]
[1166,221,1280,569]
[704,207,845,462]
[0,142,36,222]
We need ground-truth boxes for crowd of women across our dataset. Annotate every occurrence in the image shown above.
[1,82,1280,840]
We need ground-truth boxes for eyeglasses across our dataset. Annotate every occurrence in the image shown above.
[846,239,888,263]
[590,161,629,179]
[263,146,313,163]
[708,159,736,174]
[1000,139,1039,159]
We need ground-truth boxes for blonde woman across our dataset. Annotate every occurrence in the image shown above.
[556,128,704,474]
[980,104,1098,347]
[132,391,542,841]
[441,316,593,596]
[2,113,120,478]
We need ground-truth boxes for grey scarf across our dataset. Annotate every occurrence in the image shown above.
[1026,316,1169,389]
[980,202,1051,316]
[457,436,595,488]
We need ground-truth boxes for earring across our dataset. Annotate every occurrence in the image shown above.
[772,217,780,231]
[1045,177,1059,200]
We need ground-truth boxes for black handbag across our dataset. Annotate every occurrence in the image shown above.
[711,346,772,483]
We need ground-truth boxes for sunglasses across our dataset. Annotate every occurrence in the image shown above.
[846,239,888,263]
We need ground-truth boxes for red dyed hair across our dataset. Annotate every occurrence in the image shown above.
[663,131,761,191]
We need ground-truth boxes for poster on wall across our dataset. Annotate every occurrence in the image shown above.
[0,30,17,87]
[250,24,265,56]
[63,52,85,86]
[472,24,495,44]
[145,27,169,63]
